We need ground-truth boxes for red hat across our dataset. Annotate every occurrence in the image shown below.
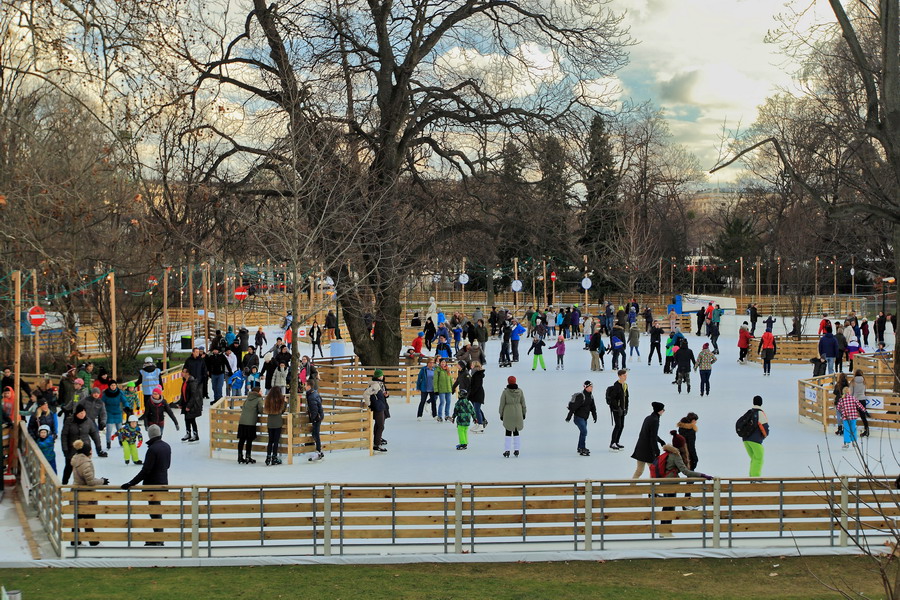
[507,376,517,385]
[702,343,709,349]
[670,430,686,449]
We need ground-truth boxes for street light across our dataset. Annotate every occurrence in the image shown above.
[882,277,895,315]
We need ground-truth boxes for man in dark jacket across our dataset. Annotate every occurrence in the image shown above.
[121,424,171,546]
[607,370,630,451]
[305,381,325,460]
[818,330,839,374]
[565,381,597,456]
[184,348,208,387]
[205,348,228,402]
[60,403,104,484]
[631,401,666,478]
[179,369,203,442]
[748,303,759,335]
[648,321,664,366]
[673,339,696,393]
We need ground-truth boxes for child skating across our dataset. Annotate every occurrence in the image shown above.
[37,424,57,473]
[527,335,547,371]
[628,324,641,358]
[451,390,476,450]
[112,414,144,465]
[549,335,566,370]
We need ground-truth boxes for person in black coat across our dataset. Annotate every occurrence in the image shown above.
[631,402,666,478]
[179,369,203,442]
[673,339,696,394]
[648,321,664,366]
[121,424,171,546]
[60,404,104,484]
[607,370,630,451]
[565,381,597,456]
[468,363,487,431]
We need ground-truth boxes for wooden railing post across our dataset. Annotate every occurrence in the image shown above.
[454,482,463,553]
[839,476,849,547]
[323,483,332,556]
[190,485,200,558]
[712,478,722,549]
[287,413,294,465]
[583,481,593,551]
[368,410,374,456]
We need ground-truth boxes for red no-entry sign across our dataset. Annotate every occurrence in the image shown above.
[234,286,248,301]
[550,271,557,282]
[28,306,46,327]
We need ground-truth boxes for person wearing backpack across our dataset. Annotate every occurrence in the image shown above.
[737,395,769,477]
[606,369,629,451]
[654,430,712,536]
[631,402,666,478]
[565,381,597,456]
[673,338,696,394]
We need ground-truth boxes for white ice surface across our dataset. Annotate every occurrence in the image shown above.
[65,323,900,487]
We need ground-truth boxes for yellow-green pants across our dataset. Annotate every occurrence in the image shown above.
[743,441,764,477]
[532,354,545,370]
[123,441,140,463]
[457,425,469,445]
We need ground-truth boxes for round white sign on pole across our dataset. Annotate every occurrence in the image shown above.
[458,273,469,285]
[850,268,855,277]
[432,274,441,283]
[581,277,593,290]
[325,276,334,286]
[511,279,523,292]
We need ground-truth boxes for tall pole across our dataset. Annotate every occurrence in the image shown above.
[669,259,674,294]
[833,255,837,296]
[583,254,589,309]
[109,271,117,380]
[203,263,210,347]
[162,267,169,372]
[10,270,21,473]
[462,258,467,313]
[777,257,781,298]
[188,265,195,345]
[513,257,519,313]
[179,267,184,309]
[815,256,819,296]
[542,259,547,308]
[32,268,39,375]
[756,257,761,297]
[851,255,856,296]
[658,258,662,295]
[739,257,744,308]
[691,263,696,295]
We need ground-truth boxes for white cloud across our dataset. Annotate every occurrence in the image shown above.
[434,42,563,100]
[608,0,833,179]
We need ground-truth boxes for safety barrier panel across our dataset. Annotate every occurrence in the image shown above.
[798,372,900,432]
[52,475,900,558]
[16,421,63,557]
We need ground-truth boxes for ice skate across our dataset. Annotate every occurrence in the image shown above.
[308,452,324,462]
[513,450,519,457]
[181,432,192,442]
[503,451,510,458]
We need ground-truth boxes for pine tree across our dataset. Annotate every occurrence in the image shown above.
[583,114,619,251]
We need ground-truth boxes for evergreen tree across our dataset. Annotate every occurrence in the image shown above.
[583,114,619,249]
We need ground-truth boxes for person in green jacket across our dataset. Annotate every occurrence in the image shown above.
[664,332,676,374]
[434,359,454,422]
[451,390,476,450]
[237,387,264,464]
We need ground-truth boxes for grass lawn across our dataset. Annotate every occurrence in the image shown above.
[0,555,891,599]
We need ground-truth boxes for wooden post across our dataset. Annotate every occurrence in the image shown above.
[188,266,195,345]
[513,257,519,312]
[542,259,547,308]
[179,266,184,310]
[462,258,467,314]
[10,271,21,471]
[739,257,744,309]
[211,263,218,334]
[203,263,210,348]
[691,263,696,294]
[669,259,674,294]
[32,269,40,375]
[851,255,856,296]
[287,412,294,465]
[162,268,169,372]
[109,272,117,379]
[815,256,819,296]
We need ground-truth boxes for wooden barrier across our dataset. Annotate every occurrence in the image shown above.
[208,395,373,464]
[316,359,417,404]
[798,372,900,432]
[53,474,899,557]
[747,337,820,365]
[854,352,895,376]
[17,421,64,557]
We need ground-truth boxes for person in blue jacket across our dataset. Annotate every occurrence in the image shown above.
[101,380,128,451]
[818,328,839,374]
[415,358,437,420]
[510,319,527,362]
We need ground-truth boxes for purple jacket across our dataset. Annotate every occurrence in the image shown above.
[549,340,566,355]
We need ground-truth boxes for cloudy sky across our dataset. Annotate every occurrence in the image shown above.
[610,0,825,184]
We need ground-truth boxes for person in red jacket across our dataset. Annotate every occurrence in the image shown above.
[757,329,777,375]
[818,313,832,335]
[737,323,753,364]
[411,331,425,356]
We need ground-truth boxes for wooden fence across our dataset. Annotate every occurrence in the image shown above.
[49,474,900,558]
[208,395,373,464]
[855,352,895,376]
[747,337,820,365]
[798,372,900,432]
[316,356,418,404]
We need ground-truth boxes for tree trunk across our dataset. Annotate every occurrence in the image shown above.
[892,223,900,393]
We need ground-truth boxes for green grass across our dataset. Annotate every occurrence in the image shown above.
[0,556,892,599]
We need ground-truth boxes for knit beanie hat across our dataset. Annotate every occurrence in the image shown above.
[703,342,709,349]
[152,386,163,395]
[147,424,162,439]
[651,401,665,412]
[507,376,517,385]
[373,369,384,379]
[670,430,686,448]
